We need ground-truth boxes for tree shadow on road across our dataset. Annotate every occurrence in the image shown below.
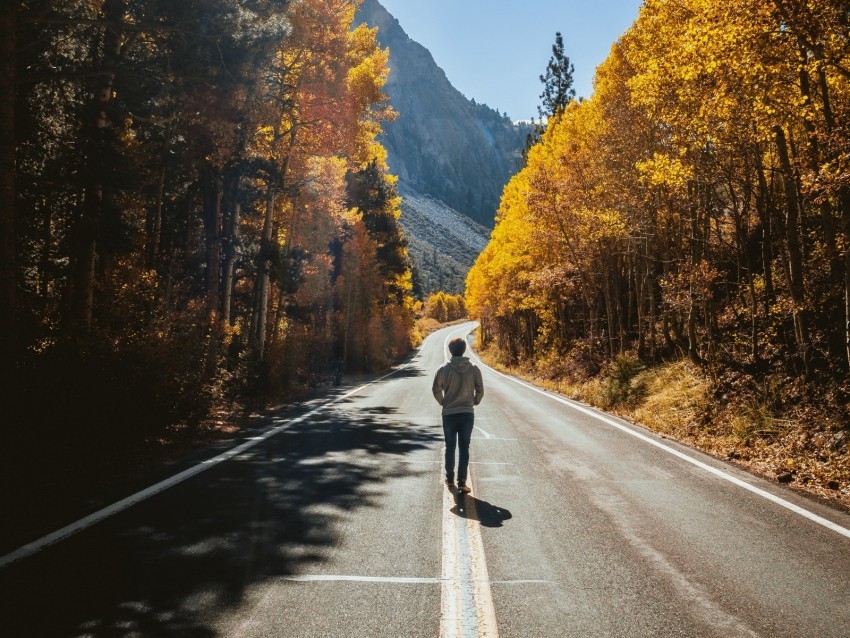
[0,401,441,637]
[449,489,513,528]
[383,366,426,380]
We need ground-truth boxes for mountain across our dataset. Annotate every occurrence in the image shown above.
[399,188,490,294]
[355,0,531,294]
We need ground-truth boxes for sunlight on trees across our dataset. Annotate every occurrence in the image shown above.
[3,0,415,450]
[467,0,850,382]
[423,291,467,323]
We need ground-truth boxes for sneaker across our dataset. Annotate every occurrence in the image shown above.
[457,482,471,493]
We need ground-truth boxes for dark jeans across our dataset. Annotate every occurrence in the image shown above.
[443,412,474,483]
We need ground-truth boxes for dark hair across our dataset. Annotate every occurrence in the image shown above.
[448,338,467,357]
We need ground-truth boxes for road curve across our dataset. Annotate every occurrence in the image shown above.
[1,321,848,637]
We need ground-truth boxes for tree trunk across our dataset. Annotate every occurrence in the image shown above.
[754,151,775,310]
[344,272,354,364]
[648,257,657,361]
[203,167,223,307]
[253,121,296,359]
[635,255,645,357]
[66,0,126,329]
[248,268,261,347]
[687,289,700,364]
[202,166,223,379]
[254,186,276,359]
[704,298,715,366]
[747,255,759,363]
[614,260,625,353]
[603,268,615,356]
[146,148,167,267]
[270,277,287,348]
[814,65,850,370]
[0,3,18,343]
[221,171,241,328]
[686,184,702,365]
[736,178,760,362]
[841,187,850,370]
[774,126,811,378]
[797,56,836,257]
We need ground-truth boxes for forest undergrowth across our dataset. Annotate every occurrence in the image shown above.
[477,342,850,511]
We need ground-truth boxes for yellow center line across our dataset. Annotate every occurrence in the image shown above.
[440,468,499,638]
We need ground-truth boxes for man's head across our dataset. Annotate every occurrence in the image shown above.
[448,338,467,357]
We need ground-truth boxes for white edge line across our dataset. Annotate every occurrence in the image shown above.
[463,325,850,541]
[0,333,436,570]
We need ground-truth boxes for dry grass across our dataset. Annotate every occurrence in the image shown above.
[415,317,443,339]
[476,345,850,509]
[631,361,712,435]
[414,316,472,341]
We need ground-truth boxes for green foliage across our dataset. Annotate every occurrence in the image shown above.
[538,31,576,119]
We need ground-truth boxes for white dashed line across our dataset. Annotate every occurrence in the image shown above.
[474,425,496,439]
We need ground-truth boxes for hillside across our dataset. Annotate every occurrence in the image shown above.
[355,0,528,294]
[357,0,529,227]
[399,190,490,294]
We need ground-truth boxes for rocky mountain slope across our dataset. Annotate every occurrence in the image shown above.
[399,189,490,294]
[356,0,529,294]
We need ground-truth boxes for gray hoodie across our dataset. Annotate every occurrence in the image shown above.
[432,356,484,415]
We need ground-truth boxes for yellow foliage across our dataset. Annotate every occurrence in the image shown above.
[466,0,850,388]
[636,153,694,189]
[423,291,467,323]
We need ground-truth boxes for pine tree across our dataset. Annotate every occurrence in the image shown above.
[538,32,576,120]
[522,32,577,164]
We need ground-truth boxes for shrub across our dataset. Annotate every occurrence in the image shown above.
[631,361,712,434]
[600,354,644,408]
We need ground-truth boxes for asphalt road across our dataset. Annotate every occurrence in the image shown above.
[2,322,849,637]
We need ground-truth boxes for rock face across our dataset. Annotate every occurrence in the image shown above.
[356,0,530,293]
[399,188,490,294]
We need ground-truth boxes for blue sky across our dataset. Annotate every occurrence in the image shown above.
[377,0,644,121]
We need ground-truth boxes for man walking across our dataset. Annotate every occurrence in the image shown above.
[432,337,484,493]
